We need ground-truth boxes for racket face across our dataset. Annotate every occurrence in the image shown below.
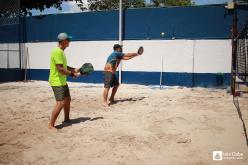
[138,46,144,55]
[80,63,94,75]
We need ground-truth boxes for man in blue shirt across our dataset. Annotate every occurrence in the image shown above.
[103,44,141,107]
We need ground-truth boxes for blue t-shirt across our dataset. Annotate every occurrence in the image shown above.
[106,51,124,68]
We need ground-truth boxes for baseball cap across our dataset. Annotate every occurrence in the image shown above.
[57,33,72,41]
[113,44,122,50]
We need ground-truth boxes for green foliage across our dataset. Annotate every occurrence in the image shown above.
[21,0,86,16]
[0,0,85,16]
[0,0,195,17]
[151,0,193,7]
[88,0,145,11]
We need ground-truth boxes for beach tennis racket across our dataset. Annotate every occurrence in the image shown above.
[80,63,94,75]
[137,46,144,55]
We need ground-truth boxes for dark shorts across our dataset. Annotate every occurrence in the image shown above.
[51,84,70,101]
[103,71,119,88]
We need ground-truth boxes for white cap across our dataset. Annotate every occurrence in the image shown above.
[57,33,72,41]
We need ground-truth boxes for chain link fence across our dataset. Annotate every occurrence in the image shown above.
[0,0,21,69]
[0,0,26,82]
[236,22,248,84]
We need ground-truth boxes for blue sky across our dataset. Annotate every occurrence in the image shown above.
[32,0,232,16]
[31,1,82,16]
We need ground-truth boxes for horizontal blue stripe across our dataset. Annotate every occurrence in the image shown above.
[0,69,24,82]
[123,71,230,87]
[27,69,103,84]
[26,69,230,88]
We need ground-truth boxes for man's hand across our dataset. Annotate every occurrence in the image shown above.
[74,68,80,73]
[70,72,80,78]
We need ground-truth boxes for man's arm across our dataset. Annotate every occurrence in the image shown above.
[67,66,80,73]
[56,64,80,77]
[122,53,139,60]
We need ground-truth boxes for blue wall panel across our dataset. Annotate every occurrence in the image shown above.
[22,5,248,42]
[28,69,104,84]
[0,24,20,43]
[0,17,25,43]
[237,5,248,31]
[193,73,230,87]
[0,69,24,82]
[25,11,119,42]
[1,5,247,43]
[121,71,192,86]
[27,69,230,88]
[122,71,230,87]
[124,6,234,40]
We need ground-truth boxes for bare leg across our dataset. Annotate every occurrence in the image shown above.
[103,87,110,107]
[63,96,71,122]
[49,101,65,129]
[110,84,119,103]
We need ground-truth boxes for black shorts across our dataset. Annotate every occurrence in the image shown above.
[51,84,70,101]
[103,71,119,88]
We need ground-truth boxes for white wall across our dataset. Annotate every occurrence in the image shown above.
[25,41,116,70]
[122,40,194,72]
[0,43,20,68]
[194,40,232,73]
[25,39,232,73]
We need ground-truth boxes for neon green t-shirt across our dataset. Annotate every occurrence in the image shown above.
[49,47,67,86]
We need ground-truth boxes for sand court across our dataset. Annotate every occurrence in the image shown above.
[0,81,247,165]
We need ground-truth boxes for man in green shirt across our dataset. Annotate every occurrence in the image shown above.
[48,32,80,130]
